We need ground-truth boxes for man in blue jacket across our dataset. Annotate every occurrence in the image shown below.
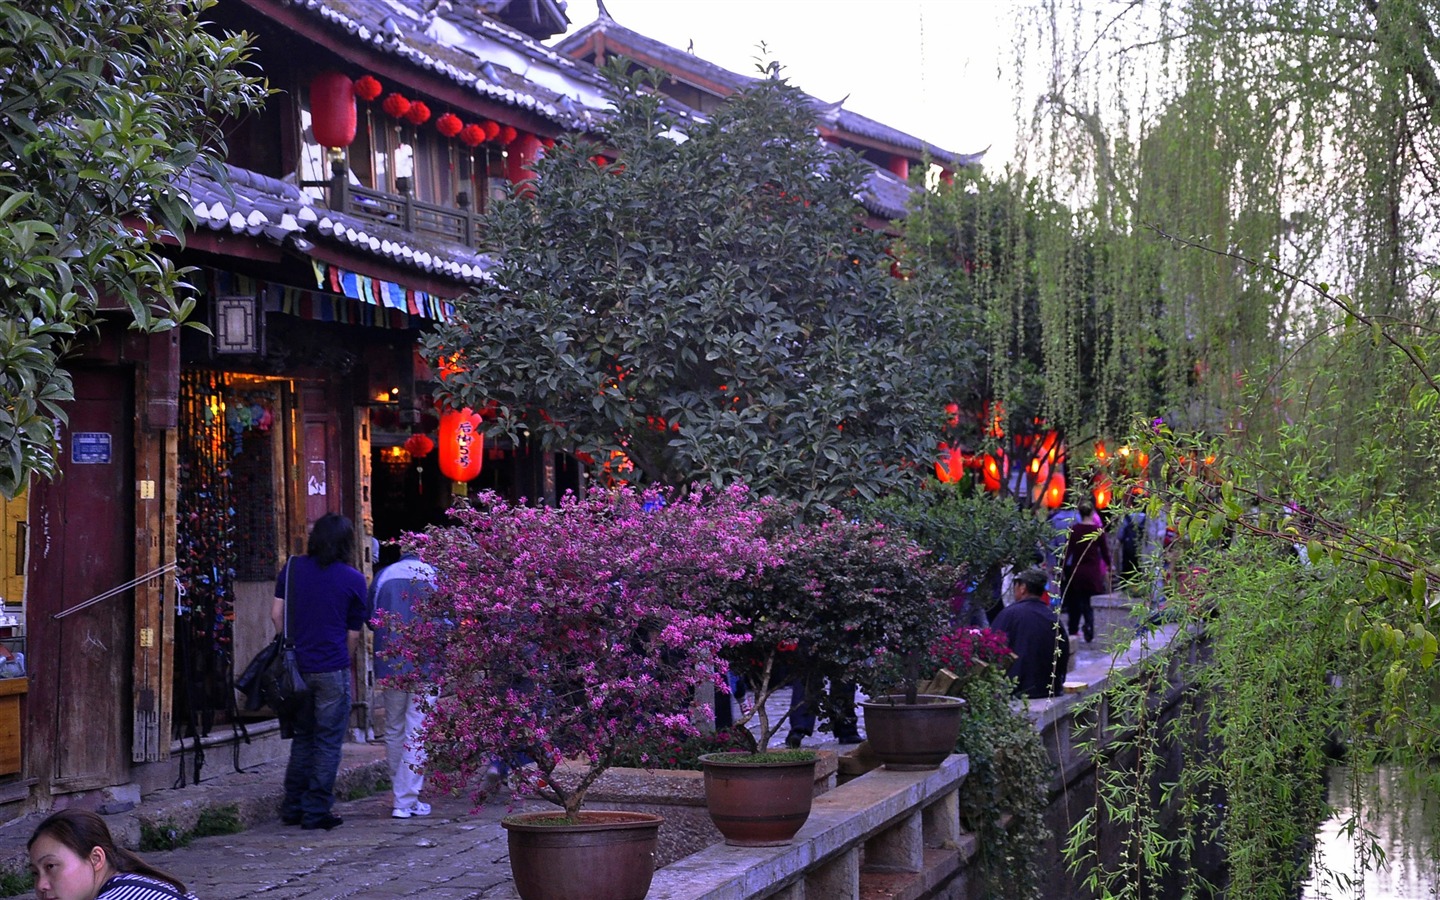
[991,567,1071,699]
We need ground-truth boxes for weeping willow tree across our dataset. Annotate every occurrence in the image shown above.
[911,0,1440,896]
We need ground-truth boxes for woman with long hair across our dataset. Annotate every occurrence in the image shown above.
[28,808,197,899]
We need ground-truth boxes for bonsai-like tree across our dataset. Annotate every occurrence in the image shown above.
[385,485,776,821]
[423,64,953,510]
[0,1,265,495]
[715,500,955,745]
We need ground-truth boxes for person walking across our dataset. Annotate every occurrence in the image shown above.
[273,513,368,831]
[29,808,199,900]
[371,549,437,819]
[1060,499,1111,643]
[991,567,1071,699]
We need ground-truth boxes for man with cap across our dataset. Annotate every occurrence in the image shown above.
[991,567,1071,699]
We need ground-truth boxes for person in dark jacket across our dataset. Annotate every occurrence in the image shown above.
[272,513,369,831]
[991,567,1071,699]
[1060,499,1111,643]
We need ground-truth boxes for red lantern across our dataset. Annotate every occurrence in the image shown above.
[404,100,431,126]
[382,92,412,119]
[354,75,383,102]
[438,408,484,482]
[403,433,435,458]
[309,71,356,148]
[459,123,486,147]
[436,112,462,138]
[982,454,1003,492]
[935,444,965,484]
[1042,473,1067,509]
[499,125,518,145]
[541,137,556,149]
[482,120,501,142]
[1092,477,1113,510]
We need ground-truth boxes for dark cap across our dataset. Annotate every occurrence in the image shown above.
[1015,567,1048,594]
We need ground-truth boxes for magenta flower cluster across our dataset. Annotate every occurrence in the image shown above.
[384,484,778,821]
[929,627,1013,675]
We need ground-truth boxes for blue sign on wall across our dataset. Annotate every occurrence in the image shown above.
[71,432,112,465]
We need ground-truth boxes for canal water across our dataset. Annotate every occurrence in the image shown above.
[1301,765,1438,899]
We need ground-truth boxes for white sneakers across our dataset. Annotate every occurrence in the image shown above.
[391,800,432,819]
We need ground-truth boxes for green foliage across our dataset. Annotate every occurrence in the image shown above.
[610,726,758,769]
[0,865,33,896]
[953,655,1053,900]
[0,0,266,497]
[866,481,1050,602]
[138,818,190,852]
[190,803,243,838]
[426,63,950,510]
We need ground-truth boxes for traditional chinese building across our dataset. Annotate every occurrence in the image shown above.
[5,0,610,815]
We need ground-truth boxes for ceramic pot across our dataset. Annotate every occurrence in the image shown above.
[861,693,966,770]
[502,810,663,900]
[699,751,818,846]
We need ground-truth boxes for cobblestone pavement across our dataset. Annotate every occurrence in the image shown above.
[2,642,1121,900]
[141,788,548,900]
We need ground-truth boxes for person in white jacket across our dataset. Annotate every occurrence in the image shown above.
[370,551,437,819]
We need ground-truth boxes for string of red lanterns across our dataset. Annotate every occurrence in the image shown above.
[345,72,547,150]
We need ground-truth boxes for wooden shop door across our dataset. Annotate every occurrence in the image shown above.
[27,367,134,793]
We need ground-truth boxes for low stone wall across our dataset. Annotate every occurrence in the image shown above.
[576,752,839,867]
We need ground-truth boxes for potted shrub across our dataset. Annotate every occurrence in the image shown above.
[385,485,774,900]
[701,504,956,842]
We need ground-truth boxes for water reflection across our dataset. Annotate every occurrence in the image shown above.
[1301,765,1439,899]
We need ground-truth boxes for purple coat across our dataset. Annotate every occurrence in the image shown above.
[1061,522,1111,596]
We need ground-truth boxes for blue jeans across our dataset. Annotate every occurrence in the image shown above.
[282,668,350,825]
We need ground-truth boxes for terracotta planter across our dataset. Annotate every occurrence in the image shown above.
[861,693,966,770]
[502,810,663,900]
[699,751,818,846]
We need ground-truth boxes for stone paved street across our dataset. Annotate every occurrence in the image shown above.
[1,641,1120,899]
[143,788,546,900]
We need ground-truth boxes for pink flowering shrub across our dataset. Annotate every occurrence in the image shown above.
[928,626,1014,692]
[385,484,777,821]
[715,502,955,745]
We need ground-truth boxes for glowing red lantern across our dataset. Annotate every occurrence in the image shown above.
[436,112,462,138]
[944,402,960,427]
[354,75,383,102]
[1092,477,1113,510]
[309,71,356,148]
[459,123,485,147]
[404,100,431,126]
[482,120,500,141]
[935,444,965,484]
[382,92,412,119]
[438,408,484,482]
[403,433,435,458]
[1042,473,1067,509]
[982,454,1003,492]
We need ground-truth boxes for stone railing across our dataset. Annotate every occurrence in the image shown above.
[646,755,970,900]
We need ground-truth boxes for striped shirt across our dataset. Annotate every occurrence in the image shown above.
[98,873,198,900]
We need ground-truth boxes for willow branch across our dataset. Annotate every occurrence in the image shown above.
[1148,227,1440,398]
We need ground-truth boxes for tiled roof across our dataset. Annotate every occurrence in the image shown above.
[276,0,611,132]
[177,163,495,285]
[554,10,980,168]
[859,163,915,221]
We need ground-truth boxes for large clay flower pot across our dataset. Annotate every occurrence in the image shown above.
[699,751,818,846]
[502,810,663,900]
[861,693,966,770]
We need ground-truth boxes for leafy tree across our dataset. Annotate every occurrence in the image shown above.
[1002,0,1440,895]
[426,66,955,510]
[0,0,265,496]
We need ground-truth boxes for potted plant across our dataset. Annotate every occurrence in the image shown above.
[385,484,773,900]
[700,504,956,842]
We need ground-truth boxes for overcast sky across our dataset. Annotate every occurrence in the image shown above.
[554,0,1023,171]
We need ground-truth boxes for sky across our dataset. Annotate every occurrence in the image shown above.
[553,0,1024,172]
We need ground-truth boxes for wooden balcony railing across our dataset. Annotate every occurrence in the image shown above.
[328,169,482,248]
